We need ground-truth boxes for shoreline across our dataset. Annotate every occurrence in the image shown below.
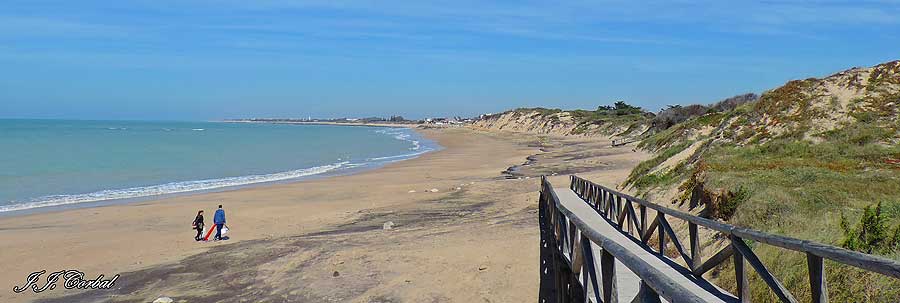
[1,127,649,303]
[0,127,540,303]
[0,124,440,218]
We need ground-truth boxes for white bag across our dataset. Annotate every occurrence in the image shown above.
[221,226,229,235]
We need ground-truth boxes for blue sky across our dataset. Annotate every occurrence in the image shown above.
[1,1,899,120]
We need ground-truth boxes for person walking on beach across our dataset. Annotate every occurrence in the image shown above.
[213,205,226,241]
[192,210,204,241]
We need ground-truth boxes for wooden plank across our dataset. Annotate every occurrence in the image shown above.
[640,205,647,244]
[659,215,693,269]
[616,195,623,222]
[626,201,639,237]
[658,213,666,257]
[582,234,603,303]
[733,244,750,303]
[694,246,734,276]
[617,200,629,229]
[642,214,660,243]
[807,253,828,303]
[608,192,615,220]
[732,237,798,303]
[570,225,582,274]
[690,222,701,272]
[601,248,618,303]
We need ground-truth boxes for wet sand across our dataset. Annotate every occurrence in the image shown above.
[0,127,648,303]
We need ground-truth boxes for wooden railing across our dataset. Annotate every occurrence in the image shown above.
[562,175,900,303]
[539,177,735,303]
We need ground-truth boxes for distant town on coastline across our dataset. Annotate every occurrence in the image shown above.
[227,115,476,125]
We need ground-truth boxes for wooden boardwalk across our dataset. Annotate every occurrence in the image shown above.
[538,176,900,303]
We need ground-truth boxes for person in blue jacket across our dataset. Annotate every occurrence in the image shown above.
[213,204,226,240]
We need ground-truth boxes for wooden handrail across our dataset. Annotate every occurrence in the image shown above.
[569,175,900,279]
[539,177,734,303]
[567,175,900,303]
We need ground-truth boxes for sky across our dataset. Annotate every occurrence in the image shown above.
[1,1,899,120]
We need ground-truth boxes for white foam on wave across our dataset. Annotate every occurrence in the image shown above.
[0,161,350,213]
[369,128,435,161]
[1,127,438,214]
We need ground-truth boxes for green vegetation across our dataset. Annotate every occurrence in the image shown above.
[597,101,644,115]
[513,107,562,116]
[625,61,900,302]
[841,202,900,254]
[504,102,653,136]
[695,125,900,302]
[570,101,648,132]
[625,141,693,190]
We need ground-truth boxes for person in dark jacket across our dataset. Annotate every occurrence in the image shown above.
[192,210,204,241]
[213,205,226,240]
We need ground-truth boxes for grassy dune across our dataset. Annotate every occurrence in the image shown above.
[625,61,900,302]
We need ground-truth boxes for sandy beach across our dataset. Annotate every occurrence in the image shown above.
[0,127,648,303]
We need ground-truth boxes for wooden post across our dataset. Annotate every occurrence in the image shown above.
[633,281,662,303]
[616,195,623,221]
[733,237,751,303]
[601,248,618,303]
[639,205,647,244]
[689,222,701,272]
[807,253,828,303]
[582,235,602,303]
[626,201,634,236]
[658,213,666,257]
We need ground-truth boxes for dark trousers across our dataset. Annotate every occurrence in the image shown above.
[214,223,224,240]
[194,225,203,240]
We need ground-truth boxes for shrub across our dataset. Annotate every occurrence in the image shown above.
[708,93,759,112]
[652,104,710,130]
[840,202,900,254]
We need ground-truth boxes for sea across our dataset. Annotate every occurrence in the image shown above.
[0,119,438,214]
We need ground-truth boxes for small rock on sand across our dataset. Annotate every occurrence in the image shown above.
[478,265,488,271]
[153,297,174,303]
[429,188,439,192]
[408,190,416,193]
[333,271,340,277]
[383,221,395,230]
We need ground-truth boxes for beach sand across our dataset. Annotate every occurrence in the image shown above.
[0,127,648,303]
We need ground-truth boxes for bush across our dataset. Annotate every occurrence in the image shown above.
[597,101,644,115]
[649,93,758,132]
[652,104,710,130]
[708,93,759,112]
[840,202,900,254]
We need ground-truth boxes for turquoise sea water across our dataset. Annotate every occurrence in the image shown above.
[0,119,437,213]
